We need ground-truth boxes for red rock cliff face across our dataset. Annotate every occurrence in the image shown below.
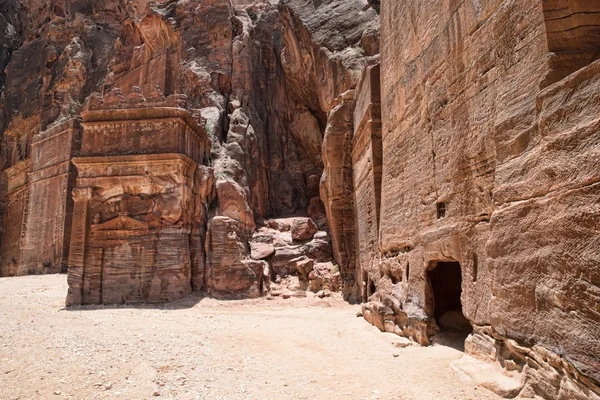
[0,0,380,301]
[279,0,379,298]
[1,1,598,398]
[355,1,599,398]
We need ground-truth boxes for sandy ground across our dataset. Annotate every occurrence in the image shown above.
[0,275,500,400]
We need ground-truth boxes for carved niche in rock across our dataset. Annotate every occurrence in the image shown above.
[66,88,212,305]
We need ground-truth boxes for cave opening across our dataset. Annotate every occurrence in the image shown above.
[436,202,446,219]
[368,280,376,297]
[53,5,66,18]
[362,271,369,302]
[427,261,472,348]
[387,270,400,284]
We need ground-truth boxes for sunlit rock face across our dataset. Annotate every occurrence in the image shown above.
[0,0,379,303]
[354,1,599,398]
[1,2,598,399]
[65,88,212,305]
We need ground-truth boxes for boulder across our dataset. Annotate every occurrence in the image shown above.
[268,219,291,232]
[250,242,275,260]
[306,237,334,262]
[205,217,265,299]
[288,256,314,278]
[271,246,308,276]
[291,217,318,241]
[308,262,341,292]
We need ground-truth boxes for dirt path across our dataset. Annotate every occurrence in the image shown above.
[0,275,500,400]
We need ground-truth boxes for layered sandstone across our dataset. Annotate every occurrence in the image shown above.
[355,1,600,398]
[0,0,379,302]
[352,64,382,302]
[0,1,597,399]
[279,0,380,297]
[22,119,82,274]
[205,216,267,299]
[66,88,212,305]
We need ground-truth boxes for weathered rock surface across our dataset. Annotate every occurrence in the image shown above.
[0,0,378,303]
[205,216,268,299]
[250,242,275,260]
[288,256,314,278]
[247,216,337,294]
[321,92,358,298]
[66,88,212,305]
[353,1,600,399]
[279,0,379,298]
[21,119,82,275]
[352,63,382,302]
[0,1,597,399]
[290,217,318,241]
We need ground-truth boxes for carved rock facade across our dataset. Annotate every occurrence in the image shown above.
[66,88,212,305]
[0,0,379,302]
[355,1,600,398]
[0,1,598,399]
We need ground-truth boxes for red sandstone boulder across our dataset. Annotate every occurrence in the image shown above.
[271,246,307,276]
[205,216,266,299]
[306,234,334,262]
[308,262,341,293]
[288,256,314,279]
[250,242,275,260]
[291,217,318,241]
[268,219,291,232]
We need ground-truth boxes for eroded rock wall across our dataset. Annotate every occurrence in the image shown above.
[359,0,600,398]
[0,0,597,397]
[0,0,380,302]
[279,0,379,297]
[66,89,212,305]
[352,64,382,302]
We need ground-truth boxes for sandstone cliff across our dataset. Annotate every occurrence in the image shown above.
[0,1,598,399]
[357,1,600,398]
[0,0,380,299]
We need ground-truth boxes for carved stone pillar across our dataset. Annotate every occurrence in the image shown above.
[66,187,92,306]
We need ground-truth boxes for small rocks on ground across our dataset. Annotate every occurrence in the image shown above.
[392,337,411,348]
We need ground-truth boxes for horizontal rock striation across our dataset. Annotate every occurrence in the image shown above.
[0,0,378,302]
[66,88,212,305]
[0,1,597,398]
[354,1,600,398]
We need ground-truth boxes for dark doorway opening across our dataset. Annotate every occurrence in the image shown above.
[361,271,369,303]
[368,280,376,297]
[427,261,472,349]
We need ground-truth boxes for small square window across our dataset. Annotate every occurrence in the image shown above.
[436,202,446,219]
